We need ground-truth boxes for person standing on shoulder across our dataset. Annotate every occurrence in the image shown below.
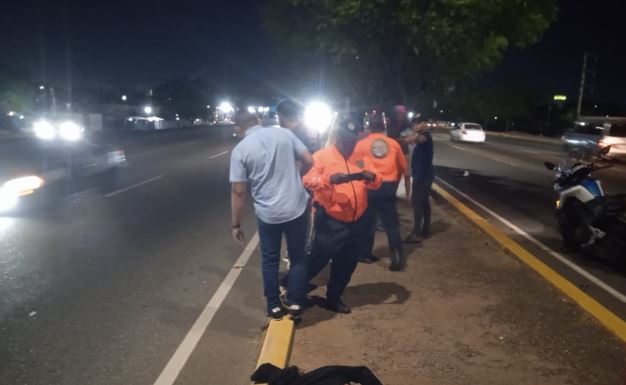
[354,114,410,271]
[303,120,382,314]
[404,117,434,243]
[229,111,312,321]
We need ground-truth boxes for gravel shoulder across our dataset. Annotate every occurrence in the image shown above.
[290,199,626,385]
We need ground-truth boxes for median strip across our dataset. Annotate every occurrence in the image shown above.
[432,181,626,342]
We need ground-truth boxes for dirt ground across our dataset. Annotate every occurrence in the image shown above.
[290,199,626,385]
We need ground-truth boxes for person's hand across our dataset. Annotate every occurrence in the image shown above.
[232,227,246,246]
[362,171,376,183]
[404,178,412,203]
[329,173,350,185]
[415,134,428,144]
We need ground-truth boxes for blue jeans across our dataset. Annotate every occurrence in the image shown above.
[257,211,308,312]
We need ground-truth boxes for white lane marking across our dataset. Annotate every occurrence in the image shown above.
[152,233,259,385]
[520,149,539,154]
[209,150,229,159]
[451,145,468,152]
[105,175,164,198]
[489,156,519,167]
[436,177,626,305]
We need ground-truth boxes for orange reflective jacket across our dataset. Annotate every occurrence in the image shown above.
[353,133,408,182]
[303,145,382,223]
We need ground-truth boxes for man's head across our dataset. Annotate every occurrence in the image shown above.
[393,105,407,122]
[276,99,303,129]
[411,116,428,133]
[234,111,260,136]
[334,119,360,158]
[367,115,385,133]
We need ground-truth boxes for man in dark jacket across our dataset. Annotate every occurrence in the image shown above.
[404,117,434,243]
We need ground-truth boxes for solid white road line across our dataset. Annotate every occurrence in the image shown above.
[436,177,626,305]
[209,150,229,159]
[152,233,260,385]
[448,143,519,167]
[104,175,165,198]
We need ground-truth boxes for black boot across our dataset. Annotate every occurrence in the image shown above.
[389,249,406,271]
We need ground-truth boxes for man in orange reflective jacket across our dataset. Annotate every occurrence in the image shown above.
[303,120,382,313]
[354,114,409,270]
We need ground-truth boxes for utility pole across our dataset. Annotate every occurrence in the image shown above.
[576,51,588,120]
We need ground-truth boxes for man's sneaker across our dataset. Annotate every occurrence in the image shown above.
[326,298,351,314]
[403,233,424,243]
[358,255,380,264]
[266,307,286,320]
[288,304,303,320]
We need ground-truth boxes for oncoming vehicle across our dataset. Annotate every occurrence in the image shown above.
[544,146,626,263]
[450,122,486,143]
[0,136,126,215]
[562,119,626,158]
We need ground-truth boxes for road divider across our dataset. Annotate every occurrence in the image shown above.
[432,181,626,342]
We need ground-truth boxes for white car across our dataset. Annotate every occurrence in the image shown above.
[450,122,486,143]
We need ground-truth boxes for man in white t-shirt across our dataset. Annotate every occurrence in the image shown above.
[229,111,312,320]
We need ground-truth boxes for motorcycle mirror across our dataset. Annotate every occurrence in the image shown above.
[600,145,611,156]
[544,161,556,171]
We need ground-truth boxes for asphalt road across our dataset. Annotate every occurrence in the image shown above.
[431,129,626,320]
[0,126,268,385]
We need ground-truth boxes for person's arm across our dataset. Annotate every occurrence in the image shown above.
[289,131,313,174]
[229,148,248,246]
[362,159,382,190]
[397,144,411,202]
[298,150,313,175]
[303,155,330,191]
[230,182,247,245]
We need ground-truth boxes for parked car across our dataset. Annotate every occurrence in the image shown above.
[562,120,626,158]
[450,122,486,143]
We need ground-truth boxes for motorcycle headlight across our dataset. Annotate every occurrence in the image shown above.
[59,121,83,141]
[33,120,56,140]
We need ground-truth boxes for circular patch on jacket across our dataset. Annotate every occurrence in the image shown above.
[371,138,389,158]
[356,160,365,169]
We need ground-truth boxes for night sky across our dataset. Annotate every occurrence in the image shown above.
[1,0,625,104]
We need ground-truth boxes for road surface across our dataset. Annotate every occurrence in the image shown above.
[432,130,626,321]
[0,126,267,385]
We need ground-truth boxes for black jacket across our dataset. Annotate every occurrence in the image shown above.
[251,363,383,385]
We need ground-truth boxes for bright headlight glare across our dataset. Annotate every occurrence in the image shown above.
[0,189,19,212]
[59,121,83,141]
[34,120,56,140]
[3,176,44,196]
[305,101,332,134]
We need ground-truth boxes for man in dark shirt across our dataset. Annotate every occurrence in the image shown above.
[404,117,434,243]
[386,105,411,154]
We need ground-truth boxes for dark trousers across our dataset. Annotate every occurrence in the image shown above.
[257,211,308,312]
[359,182,403,258]
[308,212,367,302]
[411,174,434,236]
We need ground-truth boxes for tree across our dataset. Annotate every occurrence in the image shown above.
[0,64,34,113]
[262,0,557,106]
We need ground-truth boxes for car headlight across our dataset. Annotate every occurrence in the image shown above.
[59,121,83,141]
[34,120,56,140]
[3,176,45,196]
[305,101,333,134]
[0,189,19,212]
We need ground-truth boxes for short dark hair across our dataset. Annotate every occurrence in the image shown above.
[276,99,302,118]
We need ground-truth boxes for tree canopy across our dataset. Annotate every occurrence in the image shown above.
[262,0,557,107]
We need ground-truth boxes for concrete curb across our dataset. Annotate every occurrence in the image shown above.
[253,318,295,384]
[431,182,626,343]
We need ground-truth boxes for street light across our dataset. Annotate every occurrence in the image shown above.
[218,101,234,113]
[121,95,128,102]
[305,101,333,134]
[39,85,45,90]
[144,106,153,115]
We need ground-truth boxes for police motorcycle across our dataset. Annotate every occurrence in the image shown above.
[544,146,626,264]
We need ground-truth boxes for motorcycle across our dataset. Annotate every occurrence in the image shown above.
[544,146,626,264]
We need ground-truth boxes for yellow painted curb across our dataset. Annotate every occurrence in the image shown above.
[253,318,295,383]
[432,183,626,343]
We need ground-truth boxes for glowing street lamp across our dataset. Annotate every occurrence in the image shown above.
[218,101,234,113]
[121,95,128,102]
[304,101,333,134]
[144,106,153,115]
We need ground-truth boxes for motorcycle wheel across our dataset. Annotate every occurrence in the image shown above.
[558,211,583,251]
